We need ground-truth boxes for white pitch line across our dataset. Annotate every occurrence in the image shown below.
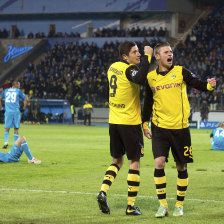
[0,188,224,203]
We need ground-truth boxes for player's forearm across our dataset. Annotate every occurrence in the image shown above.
[182,67,209,91]
[126,55,152,84]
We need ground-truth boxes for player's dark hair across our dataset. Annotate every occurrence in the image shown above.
[154,41,171,55]
[118,41,137,59]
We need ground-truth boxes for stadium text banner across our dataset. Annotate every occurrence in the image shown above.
[4,46,33,63]
[199,121,219,129]
[189,121,197,129]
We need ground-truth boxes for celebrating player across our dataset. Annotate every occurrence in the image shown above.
[0,81,27,149]
[142,41,216,217]
[97,41,153,215]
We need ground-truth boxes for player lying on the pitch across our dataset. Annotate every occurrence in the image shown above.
[210,122,224,151]
[0,136,41,164]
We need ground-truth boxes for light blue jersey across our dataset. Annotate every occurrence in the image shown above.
[0,145,23,162]
[0,142,33,163]
[1,88,26,113]
[1,88,26,128]
[210,128,224,151]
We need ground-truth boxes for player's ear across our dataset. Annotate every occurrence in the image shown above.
[122,54,129,61]
[155,53,160,60]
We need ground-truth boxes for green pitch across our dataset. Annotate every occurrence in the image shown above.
[0,124,223,224]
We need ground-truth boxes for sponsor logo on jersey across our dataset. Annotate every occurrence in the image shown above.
[151,82,181,92]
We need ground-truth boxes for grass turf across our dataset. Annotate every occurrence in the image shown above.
[0,124,223,224]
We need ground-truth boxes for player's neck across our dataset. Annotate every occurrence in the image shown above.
[158,65,169,72]
[158,62,173,73]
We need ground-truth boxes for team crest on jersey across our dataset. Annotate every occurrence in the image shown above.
[170,73,176,80]
[131,70,138,77]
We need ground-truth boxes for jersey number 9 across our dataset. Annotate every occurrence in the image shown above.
[109,75,117,97]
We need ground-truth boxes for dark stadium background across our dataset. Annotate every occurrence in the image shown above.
[0,0,223,125]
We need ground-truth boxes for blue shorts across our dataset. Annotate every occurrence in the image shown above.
[5,111,21,128]
[0,152,19,162]
[211,140,224,151]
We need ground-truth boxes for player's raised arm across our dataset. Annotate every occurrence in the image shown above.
[125,45,153,85]
[182,67,216,91]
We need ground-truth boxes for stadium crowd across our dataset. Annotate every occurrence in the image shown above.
[2,7,222,111]
[93,26,168,38]
[174,6,224,111]
[0,28,9,38]
[0,26,167,39]
[18,39,157,107]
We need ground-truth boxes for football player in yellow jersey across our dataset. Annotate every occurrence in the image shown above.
[97,41,153,215]
[142,41,216,218]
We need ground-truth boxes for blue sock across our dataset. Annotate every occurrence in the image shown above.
[21,141,34,160]
[14,134,19,143]
[4,131,9,144]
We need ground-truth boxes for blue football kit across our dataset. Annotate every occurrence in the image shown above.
[0,141,33,163]
[1,88,27,128]
[210,127,224,151]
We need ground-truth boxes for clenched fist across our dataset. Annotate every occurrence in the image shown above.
[207,78,216,88]
[144,46,153,56]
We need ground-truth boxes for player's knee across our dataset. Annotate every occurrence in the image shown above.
[16,136,26,145]
[15,136,26,147]
[155,157,166,169]
[113,156,124,168]
[157,163,165,169]
[129,159,140,170]
[20,136,26,142]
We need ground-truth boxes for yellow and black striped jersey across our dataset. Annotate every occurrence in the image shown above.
[142,65,215,129]
[108,55,151,125]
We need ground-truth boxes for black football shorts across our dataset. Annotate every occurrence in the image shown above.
[151,122,193,163]
[109,124,144,160]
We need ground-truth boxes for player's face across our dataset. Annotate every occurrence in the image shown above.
[156,46,173,69]
[123,45,141,65]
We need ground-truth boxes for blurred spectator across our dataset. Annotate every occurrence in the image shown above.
[209,92,218,111]
[83,100,93,126]
[0,28,9,38]
[200,100,209,121]
[71,103,76,124]
[93,26,168,38]
[27,32,34,38]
